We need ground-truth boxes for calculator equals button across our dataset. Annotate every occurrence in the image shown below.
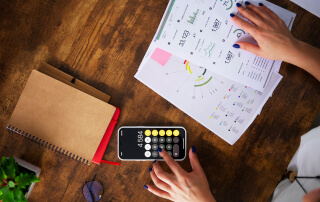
[173,144,179,157]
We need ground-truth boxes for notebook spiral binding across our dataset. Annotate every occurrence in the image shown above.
[6,125,90,165]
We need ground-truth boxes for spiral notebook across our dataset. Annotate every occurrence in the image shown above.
[7,67,119,165]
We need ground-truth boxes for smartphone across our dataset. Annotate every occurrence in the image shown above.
[118,126,187,161]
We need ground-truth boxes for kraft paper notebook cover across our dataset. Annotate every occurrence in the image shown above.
[36,63,111,103]
[7,69,117,165]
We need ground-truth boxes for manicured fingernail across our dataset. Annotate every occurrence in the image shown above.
[245,1,250,5]
[144,185,148,189]
[153,160,156,164]
[233,44,240,48]
[149,167,152,172]
[230,13,235,18]
[191,146,196,153]
[259,3,264,6]
[158,148,162,152]
[236,3,242,7]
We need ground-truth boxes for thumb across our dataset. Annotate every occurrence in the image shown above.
[189,146,205,173]
[233,42,261,55]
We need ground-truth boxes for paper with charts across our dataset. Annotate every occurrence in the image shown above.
[155,0,296,91]
[135,48,282,145]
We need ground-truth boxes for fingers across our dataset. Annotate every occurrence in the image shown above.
[189,146,205,174]
[257,3,280,21]
[145,184,173,201]
[158,148,186,176]
[152,161,176,187]
[234,42,261,56]
[235,3,262,27]
[230,14,257,36]
[245,2,273,21]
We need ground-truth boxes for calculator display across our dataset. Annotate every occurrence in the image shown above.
[118,126,187,161]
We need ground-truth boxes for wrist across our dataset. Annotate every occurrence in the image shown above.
[281,39,320,81]
[282,37,303,64]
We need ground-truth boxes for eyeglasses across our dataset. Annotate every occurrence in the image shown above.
[82,175,104,202]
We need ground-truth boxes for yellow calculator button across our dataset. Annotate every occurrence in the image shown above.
[159,130,165,136]
[145,130,151,136]
[166,130,172,136]
[152,130,158,136]
[173,130,179,136]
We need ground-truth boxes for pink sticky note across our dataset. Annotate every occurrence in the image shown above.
[151,48,172,66]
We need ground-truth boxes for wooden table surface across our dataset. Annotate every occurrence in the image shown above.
[1,0,319,201]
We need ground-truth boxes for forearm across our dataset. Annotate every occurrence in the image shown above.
[286,39,320,81]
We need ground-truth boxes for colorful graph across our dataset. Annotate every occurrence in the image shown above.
[162,58,222,99]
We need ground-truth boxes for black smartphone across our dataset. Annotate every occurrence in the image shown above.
[118,126,187,161]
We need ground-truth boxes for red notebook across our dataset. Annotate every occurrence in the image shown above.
[92,107,121,166]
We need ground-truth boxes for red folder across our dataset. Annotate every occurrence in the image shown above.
[92,107,121,166]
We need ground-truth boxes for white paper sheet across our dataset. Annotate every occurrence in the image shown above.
[135,49,282,144]
[291,0,320,18]
[154,0,295,91]
[136,0,296,145]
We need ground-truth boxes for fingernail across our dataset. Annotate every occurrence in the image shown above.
[144,185,148,189]
[259,3,264,6]
[236,3,242,7]
[158,148,162,152]
[245,1,250,5]
[192,145,196,153]
[149,167,152,172]
[230,13,235,18]
[233,44,240,48]
[153,160,156,164]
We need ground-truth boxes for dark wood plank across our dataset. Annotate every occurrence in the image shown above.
[0,0,319,201]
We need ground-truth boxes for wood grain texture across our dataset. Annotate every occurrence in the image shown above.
[0,0,319,201]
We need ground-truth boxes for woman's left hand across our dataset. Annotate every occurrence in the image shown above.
[144,146,216,202]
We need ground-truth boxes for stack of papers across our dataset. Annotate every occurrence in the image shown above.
[135,0,296,145]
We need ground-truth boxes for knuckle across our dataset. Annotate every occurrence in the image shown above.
[254,30,263,38]
[153,178,163,186]
[264,24,273,30]
[177,171,188,179]
[156,171,166,179]
[241,43,247,50]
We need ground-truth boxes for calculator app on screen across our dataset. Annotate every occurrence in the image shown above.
[118,126,187,161]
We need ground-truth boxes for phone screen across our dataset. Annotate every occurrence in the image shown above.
[118,126,186,161]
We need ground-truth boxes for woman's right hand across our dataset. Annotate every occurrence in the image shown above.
[230,2,298,62]
[231,1,320,81]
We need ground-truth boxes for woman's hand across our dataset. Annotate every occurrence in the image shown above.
[144,146,216,202]
[231,1,320,81]
[230,2,297,62]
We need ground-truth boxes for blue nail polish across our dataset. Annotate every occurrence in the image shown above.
[149,167,152,172]
[192,145,196,153]
[245,1,250,5]
[230,13,235,18]
[153,160,156,164]
[158,148,162,152]
[259,3,264,6]
[144,185,148,189]
[236,3,242,7]
[233,44,240,48]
